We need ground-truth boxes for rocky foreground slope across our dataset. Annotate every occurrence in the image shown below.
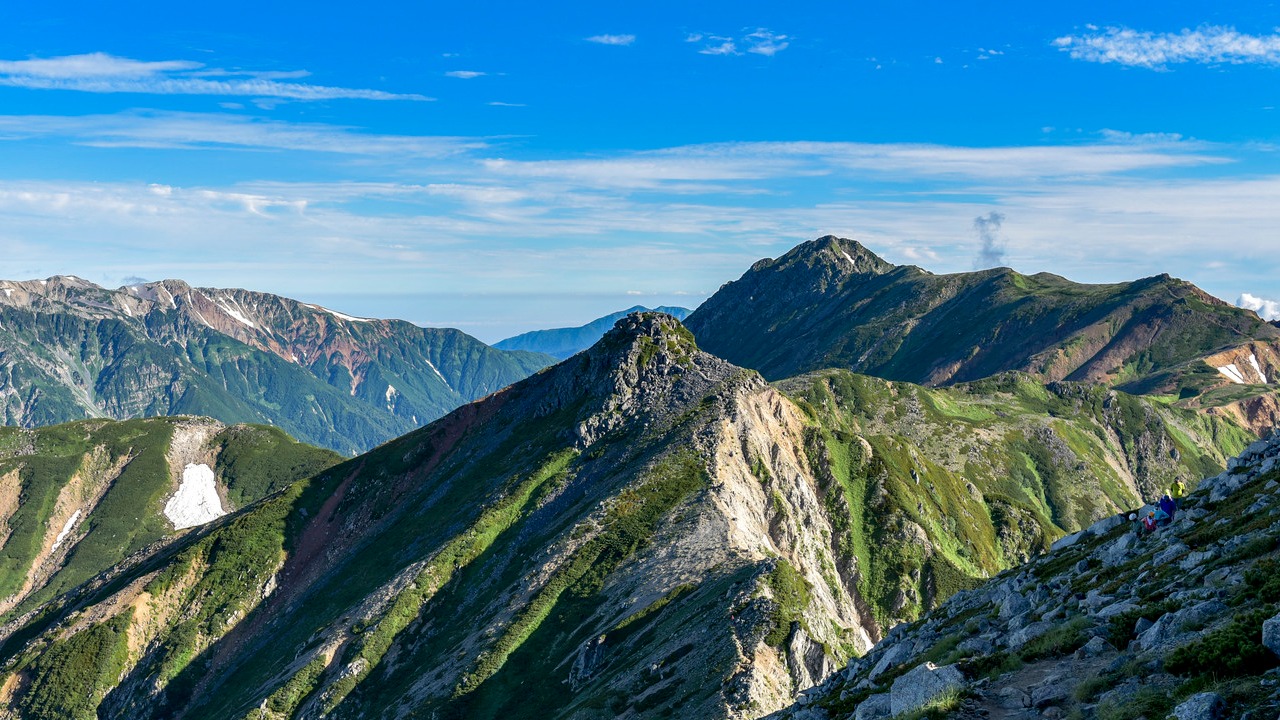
[0,276,552,454]
[0,314,1256,720]
[684,237,1280,432]
[774,432,1280,720]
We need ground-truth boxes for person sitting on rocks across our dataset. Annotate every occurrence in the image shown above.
[1142,510,1158,534]
[1158,493,1177,524]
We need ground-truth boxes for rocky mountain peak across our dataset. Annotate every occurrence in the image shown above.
[776,235,896,277]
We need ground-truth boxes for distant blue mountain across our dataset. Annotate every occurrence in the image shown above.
[494,305,692,359]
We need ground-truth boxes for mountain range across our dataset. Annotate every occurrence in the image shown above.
[0,277,553,454]
[685,237,1280,432]
[0,314,1252,719]
[0,236,1277,719]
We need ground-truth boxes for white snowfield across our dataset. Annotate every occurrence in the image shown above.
[1249,353,1268,384]
[52,509,82,551]
[217,299,257,329]
[304,303,372,323]
[164,463,227,530]
[1217,363,1247,384]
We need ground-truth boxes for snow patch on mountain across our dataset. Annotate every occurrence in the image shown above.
[164,463,226,530]
[1249,353,1268,384]
[305,304,372,323]
[1217,363,1246,384]
[217,299,257,329]
[51,509,81,551]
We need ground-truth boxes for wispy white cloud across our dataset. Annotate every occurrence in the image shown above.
[0,52,429,100]
[744,29,789,56]
[585,34,636,46]
[0,122,1275,326]
[1054,25,1280,68]
[0,111,480,156]
[444,70,485,79]
[487,101,526,107]
[1239,293,1280,320]
[690,28,789,56]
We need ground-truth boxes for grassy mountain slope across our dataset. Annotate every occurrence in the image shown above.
[0,276,552,454]
[0,417,340,624]
[495,305,692,359]
[683,236,1280,409]
[0,314,1252,720]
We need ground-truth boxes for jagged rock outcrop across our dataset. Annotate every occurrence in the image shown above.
[771,430,1280,720]
[0,276,553,454]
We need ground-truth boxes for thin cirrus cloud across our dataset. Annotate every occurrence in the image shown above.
[688,29,789,56]
[585,34,636,46]
[444,70,486,79]
[0,111,482,157]
[0,52,430,100]
[1053,25,1280,68]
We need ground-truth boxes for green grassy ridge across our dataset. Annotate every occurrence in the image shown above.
[453,451,707,699]
[778,369,1249,626]
[309,449,578,714]
[684,237,1279,398]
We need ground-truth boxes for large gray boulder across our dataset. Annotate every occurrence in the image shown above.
[1172,692,1225,720]
[853,692,892,720]
[889,663,966,717]
[1264,612,1280,658]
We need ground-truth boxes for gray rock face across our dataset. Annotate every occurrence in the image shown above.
[868,642,912,681]
[1087,513,1125,536]
[1264,613,1280,658]
[1172,692,1225,720]
[853,692,892,720]
[888,663,965,717]
[1051,530,1084,551]
[1102,532,1140,567]
[1006,621,1054,652]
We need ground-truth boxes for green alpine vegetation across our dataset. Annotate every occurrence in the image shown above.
[0,313,1254,719]
[0,416,340,625]
[684,236,1280,427]
[495,304,692,359]
[0,276,553,454]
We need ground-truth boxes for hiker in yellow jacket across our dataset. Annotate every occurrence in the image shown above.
[1170,479,1187,508]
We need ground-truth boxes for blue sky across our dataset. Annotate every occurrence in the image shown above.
[1,1,1278,341]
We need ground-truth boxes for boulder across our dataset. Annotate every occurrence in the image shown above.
[1051,531,1084,551]
[1264,612,1280,658]
[996,686,1030,709]
[1087,513,1125,536]
[853,692,892,720]
[1097,600,1139,619]
[999,592,1032,620]
[889,663,966,717]
[1073,635,1115,659]
[1006,621,1054,652]
[1172,692,1225,720]
[1102,533,1139,567]
[1031,680,1070,708]
[868,642,912,681]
